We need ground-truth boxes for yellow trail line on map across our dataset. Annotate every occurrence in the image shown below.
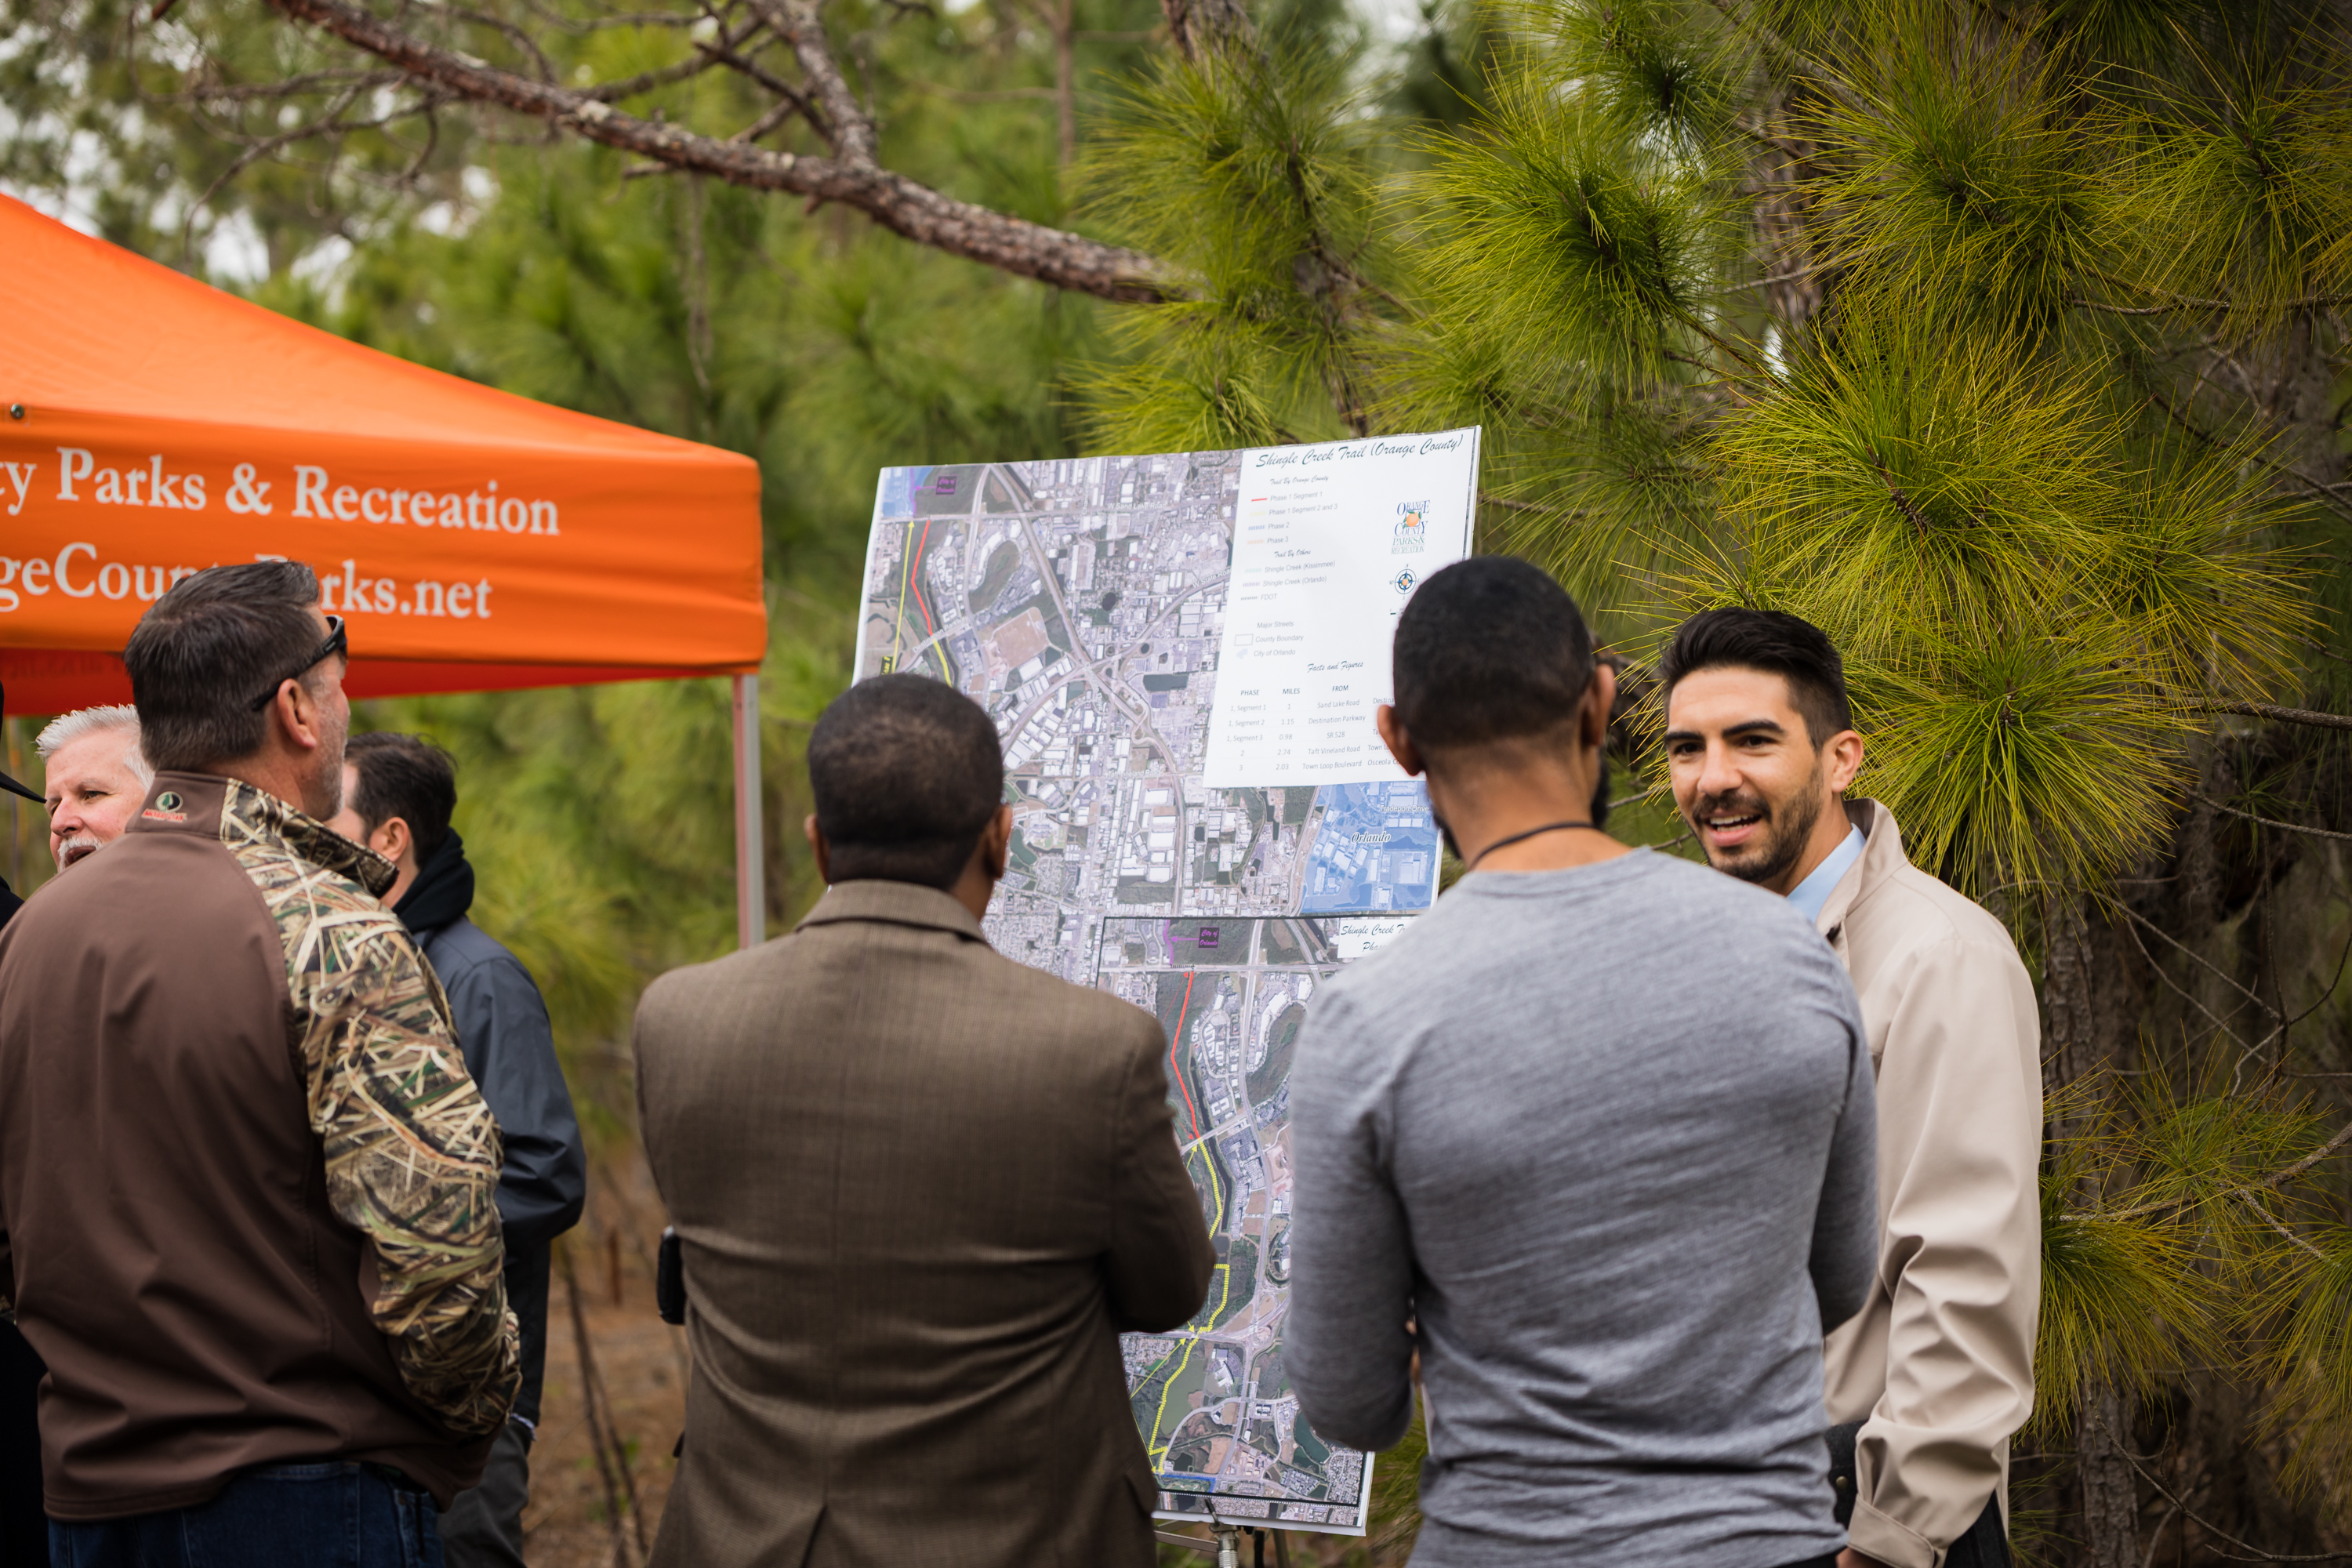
[1146,1126,1232,1465]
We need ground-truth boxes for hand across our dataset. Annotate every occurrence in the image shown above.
[1837,1549,1895,1568]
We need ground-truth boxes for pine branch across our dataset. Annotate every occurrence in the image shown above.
[2195,792,2352,844]
[260,0,1185,303]
[2098,1117,2352,1222]
[583,16,760,100]
[2117,903,2278,1024]
[742,0,875,163]
[2125,1451,2352,1562]
[2140,387,2352,525]
[2068,293,2352,317]
[2202,700,2352,732]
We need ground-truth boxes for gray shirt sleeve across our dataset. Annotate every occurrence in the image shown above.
[1283,989,1418,1455]
[1810,985,1879,1334]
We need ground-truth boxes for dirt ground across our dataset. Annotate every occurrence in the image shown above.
[519,1160,688,1568]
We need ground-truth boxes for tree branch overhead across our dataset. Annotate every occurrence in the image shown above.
[261,0,1181,303]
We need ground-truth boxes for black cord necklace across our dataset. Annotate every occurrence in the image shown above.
[1462,819,1599,872]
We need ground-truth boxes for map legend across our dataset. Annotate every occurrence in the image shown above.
[1204,428,1479,788]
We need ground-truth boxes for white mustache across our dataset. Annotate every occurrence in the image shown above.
[56,834,104,869]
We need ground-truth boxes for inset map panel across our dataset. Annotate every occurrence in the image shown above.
[1300,781,1442,914]
[1101,916,1409,1535]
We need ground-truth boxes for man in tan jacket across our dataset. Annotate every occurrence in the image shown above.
[1661,609,2042,1568]
[633,673,1215,1568]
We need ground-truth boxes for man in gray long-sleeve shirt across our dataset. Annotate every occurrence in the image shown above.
[1288,557,1879,1568]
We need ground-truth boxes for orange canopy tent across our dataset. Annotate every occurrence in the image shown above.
[0,194,772,943]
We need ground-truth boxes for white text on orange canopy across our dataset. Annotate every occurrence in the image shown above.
[17,449,561,538]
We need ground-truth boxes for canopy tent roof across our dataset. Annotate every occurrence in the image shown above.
[0,194,767,716]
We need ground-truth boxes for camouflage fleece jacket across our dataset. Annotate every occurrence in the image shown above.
[227,775,523,1434]
[0,771,521,1516]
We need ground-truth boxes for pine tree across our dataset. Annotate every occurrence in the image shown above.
[1077,3,2352,1563]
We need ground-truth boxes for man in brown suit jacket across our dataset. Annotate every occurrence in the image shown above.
[634,673,1215,1568]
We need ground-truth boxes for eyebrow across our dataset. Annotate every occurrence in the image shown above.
[1661,718,1789,745]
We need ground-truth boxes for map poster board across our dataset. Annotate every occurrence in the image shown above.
[851,433,1479,1535]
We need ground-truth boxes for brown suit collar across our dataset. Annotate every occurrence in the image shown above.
[796,880,990,944]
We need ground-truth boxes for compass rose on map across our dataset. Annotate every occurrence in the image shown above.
[1389,568,1417,594]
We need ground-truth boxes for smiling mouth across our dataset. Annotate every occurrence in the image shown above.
[59,840,98,869]
[1706,812,1762,830]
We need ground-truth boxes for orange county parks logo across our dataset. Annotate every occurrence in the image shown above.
[1392,500,1429,554]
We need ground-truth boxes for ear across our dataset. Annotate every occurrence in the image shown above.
[1583,662,1620,749]
[981,804,1014,880]
[1375,705,1425,778]
[376,815,415,866]
[1823,728,1866,794]
[268,680,329,756]
[804,814,833,885]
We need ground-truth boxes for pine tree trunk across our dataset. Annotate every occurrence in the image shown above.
[2045,892,2141,1568]
[2078,1378,2140,1568]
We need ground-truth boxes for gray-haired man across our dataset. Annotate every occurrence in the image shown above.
[37,705,153,872]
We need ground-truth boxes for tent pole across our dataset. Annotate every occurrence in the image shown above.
[731,673,764,949]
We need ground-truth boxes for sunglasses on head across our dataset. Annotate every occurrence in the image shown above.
[249,616,348,712]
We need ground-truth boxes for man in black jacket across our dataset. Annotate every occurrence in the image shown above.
[0,686,45,1568]
[328,731,587,1568]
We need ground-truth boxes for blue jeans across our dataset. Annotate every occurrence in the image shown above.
[49,1461,444,1568]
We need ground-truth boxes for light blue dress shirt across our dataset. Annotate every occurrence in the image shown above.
[1787,823,1865,927]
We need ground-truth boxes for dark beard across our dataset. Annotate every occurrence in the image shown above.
[1716,771,1823,887]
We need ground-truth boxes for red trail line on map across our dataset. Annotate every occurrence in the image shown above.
[909,517,938,634]
[1167,971,1201,1138]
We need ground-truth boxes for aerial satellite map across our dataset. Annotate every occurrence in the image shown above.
[854,450,1442,980]
[853,443,1464,1533]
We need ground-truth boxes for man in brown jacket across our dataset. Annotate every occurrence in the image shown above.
[634,673,1215,1568]
[1662,610,2042,1568]
[0,564,519,1566]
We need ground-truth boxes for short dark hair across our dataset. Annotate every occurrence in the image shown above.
[808,674,1004,891]
[124,561,328,772]
[1393,557,1598,753]
[1658,608,1854,746]
[345,732,459,860]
